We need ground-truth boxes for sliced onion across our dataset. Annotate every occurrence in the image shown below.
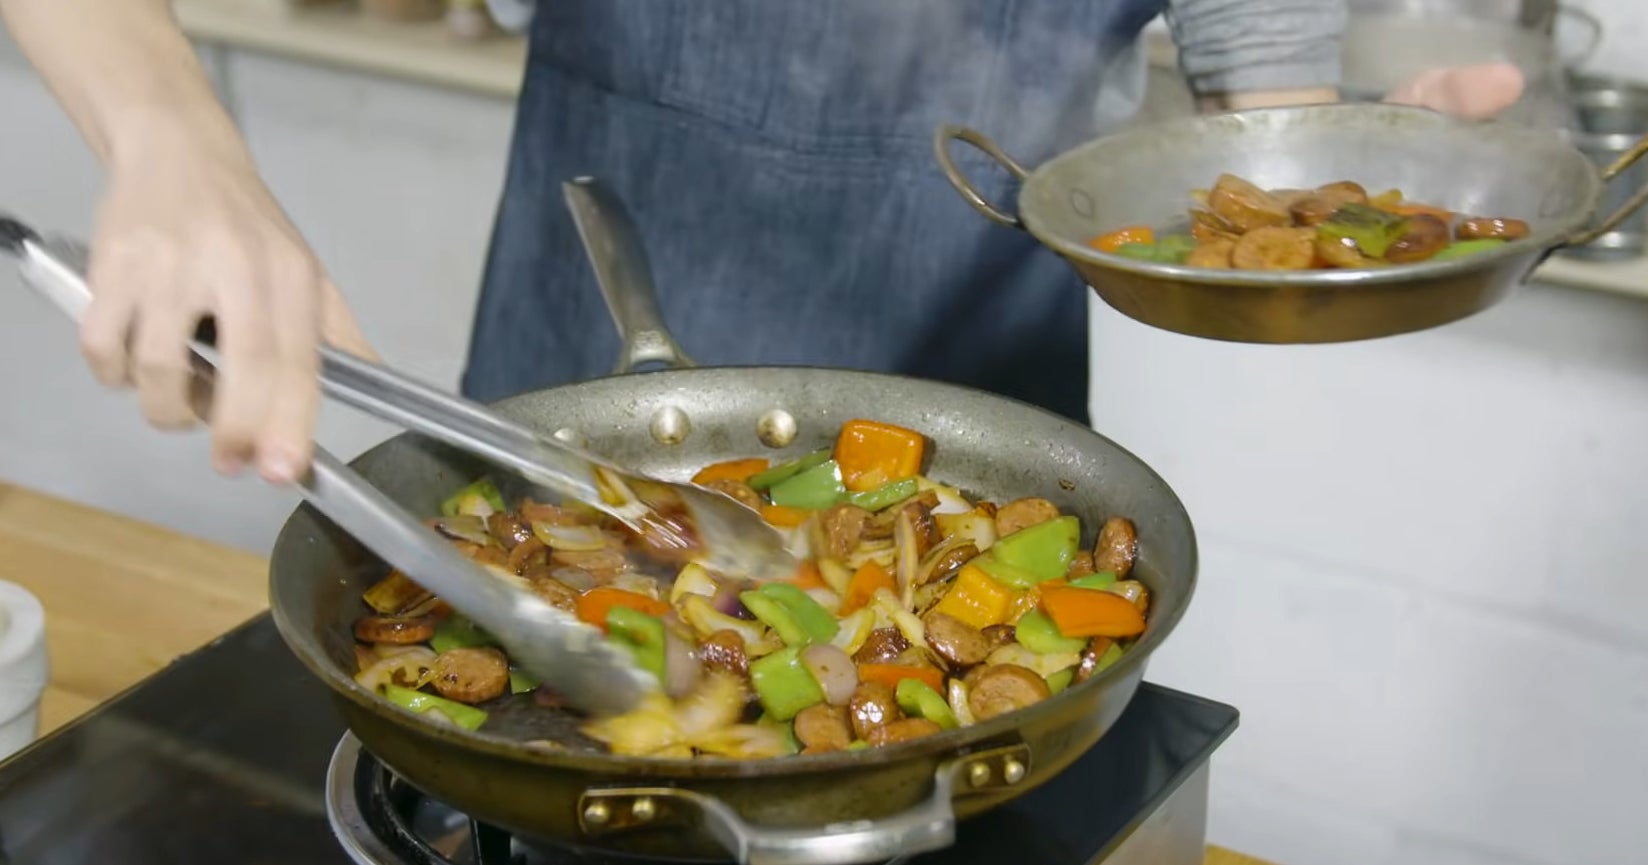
[354,647,436,692]
[680,595,771,653]
[609,571,665,601]
[710,578,754,620]
[800,644,859,706]
[690,724,792,759]
[664,629,701,699]
[894,510,920,608]
[431,515,492,546]
[872,588,925,648]
[669,562,719,605]
[816,559,853,595]
[804,586,842,615]
[548,566,597,593]
[844,539,896,569]
[986,644,1082,679]
[917,478,973,515]
[531,521,608,551]
[1106,580,1150,614]
[947,679,977,727]
[935,511,996,552]
[673,673,745,738]
[829,608,875,656]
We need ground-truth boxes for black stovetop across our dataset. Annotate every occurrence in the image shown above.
[0,615,1237,865]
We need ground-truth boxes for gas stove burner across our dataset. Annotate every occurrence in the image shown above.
[326,734,906,865]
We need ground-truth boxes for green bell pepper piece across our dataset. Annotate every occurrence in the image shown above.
[382,684,489,731]
[750,646,827,721]
[1433,238,1507,260]
[895,678,958,729]
[759,583,839,642]
[844,478,919,512]
[767,460,847,510]
[1094,640,1126,673]
[440,477,505,517]
[756,713,803,755]
[970,553,1046,591]
[1317,203,1405,259]
[606,607,668,683]
[990,516,1080,582]
[430,615,496,654]
[1046,668,1076,695]
[508,669,538,695]
[1113,235,1195,264]
[846,740,870,751]
[747,448,833,491]
[743,584,838,645]
[1070,571,1118,591]
[1015,610,1087,655]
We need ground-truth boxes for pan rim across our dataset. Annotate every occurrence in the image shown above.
[269,365,1200,778]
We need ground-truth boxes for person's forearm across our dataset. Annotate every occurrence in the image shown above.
[1196,86,1338,113]
[0,0,248,170]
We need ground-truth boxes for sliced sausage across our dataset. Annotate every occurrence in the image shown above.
[920,542,977,587]
[1231,226,1316,271]
[852,628,911,665]
[522,568,579,612]
[967,664,1053,721]
[485,512,534,550]
[704,478,765,511]
[1186,237,1236,269]
[1209,174,1290,232]
[1386,213,1451,263]
[1066,551,1096,580]
[867,493,939,548]
[819,504,873,559]
[923,611,993,671]
[698,629,750,679]
[508,536,550,574]
[1074,637,1114,684]
[550,548,627,583]
[1092,516,1137,578]
[430,647,510,704]
[793,703,854,753]
[1457,216,1529,242]
[847,681,904,741]
[981,625,1018,653]
[974,501,998,519]
[994,497,1060,537]
[353,614,437,645]
[866,718,943,747]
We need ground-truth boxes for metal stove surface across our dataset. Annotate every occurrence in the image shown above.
[0,615,1237,865]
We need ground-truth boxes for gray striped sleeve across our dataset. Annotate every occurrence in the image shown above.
[1164,0,1348,95]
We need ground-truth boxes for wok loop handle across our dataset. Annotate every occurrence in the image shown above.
[933,125,1030,230]
[1568,132,1648,247]
[563,176,698,375]
[1556,4,1603,67]
[576,743,1032,865]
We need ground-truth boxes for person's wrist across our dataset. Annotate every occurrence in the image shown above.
[102,102,253,177]
[1196,87,1340,113]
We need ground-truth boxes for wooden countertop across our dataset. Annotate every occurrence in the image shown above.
[0,479,1273,865]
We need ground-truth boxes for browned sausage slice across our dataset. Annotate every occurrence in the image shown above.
[698,629,750,679]
[852,628,911,665]
[967,664,1053,721]
[847,681,904,741]
[523,569,579,612]
[485,512,534,550]
[704,478,765,511]
[793,703,854,753]
[818,504,873,559]
[353,614,438,645]
[430,647,510,704]
[1456,216,1530,242]
[994,497,1060,537]
[1092,516,1137,578]
[866,718,943,747]
[923,611,993,670]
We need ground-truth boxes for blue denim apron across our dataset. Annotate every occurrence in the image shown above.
[461,0,1167,424]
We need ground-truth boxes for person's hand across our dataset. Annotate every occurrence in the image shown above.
[1382,62,1526,120]
[80,131,374,484]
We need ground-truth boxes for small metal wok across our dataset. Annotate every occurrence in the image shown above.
[936,103,1648,344]
[267,179,1199,865]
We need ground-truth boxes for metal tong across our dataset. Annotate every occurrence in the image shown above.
[0,181,793,716]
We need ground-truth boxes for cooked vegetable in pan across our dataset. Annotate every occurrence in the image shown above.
[348,418,1149,759]
[1087,173,1530,270]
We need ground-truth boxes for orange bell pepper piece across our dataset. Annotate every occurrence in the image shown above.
[857,663,945,695]
[1038,585,1146,638]
[690,458,770,486]
[931,563,1015,630]
[574,587,670,632]
[840,561,894,615]
[834,419,926,493]
[1375,201,1455,223]
[790,560,826,590]
[1086,225,1155,253]
[760,504,811,528]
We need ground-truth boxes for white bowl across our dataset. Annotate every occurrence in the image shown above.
[0,580,47,762]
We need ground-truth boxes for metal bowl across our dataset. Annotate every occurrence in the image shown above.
[935,103,1648,344]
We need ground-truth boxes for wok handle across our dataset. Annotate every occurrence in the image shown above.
[577,743,1032,865]
[1556,4,1603,67]
[562,176,698,375]
[1568,132,1648,247]
[933,125,1030,229]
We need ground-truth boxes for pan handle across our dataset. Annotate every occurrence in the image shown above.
[1567,132,1648,247]
[562,176,698,374]
[577,743,1032,865]
[933,125,1030,229]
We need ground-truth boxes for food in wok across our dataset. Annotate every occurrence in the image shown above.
[1087,173,1531,270]
[348,418,1150,759]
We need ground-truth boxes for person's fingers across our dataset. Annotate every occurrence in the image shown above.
[1384,62,1525,120]
[129,288,207,431]
[207,248,281,476]
[318,277,380,361]
[254,245,323,484]
[79,235,157,388]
